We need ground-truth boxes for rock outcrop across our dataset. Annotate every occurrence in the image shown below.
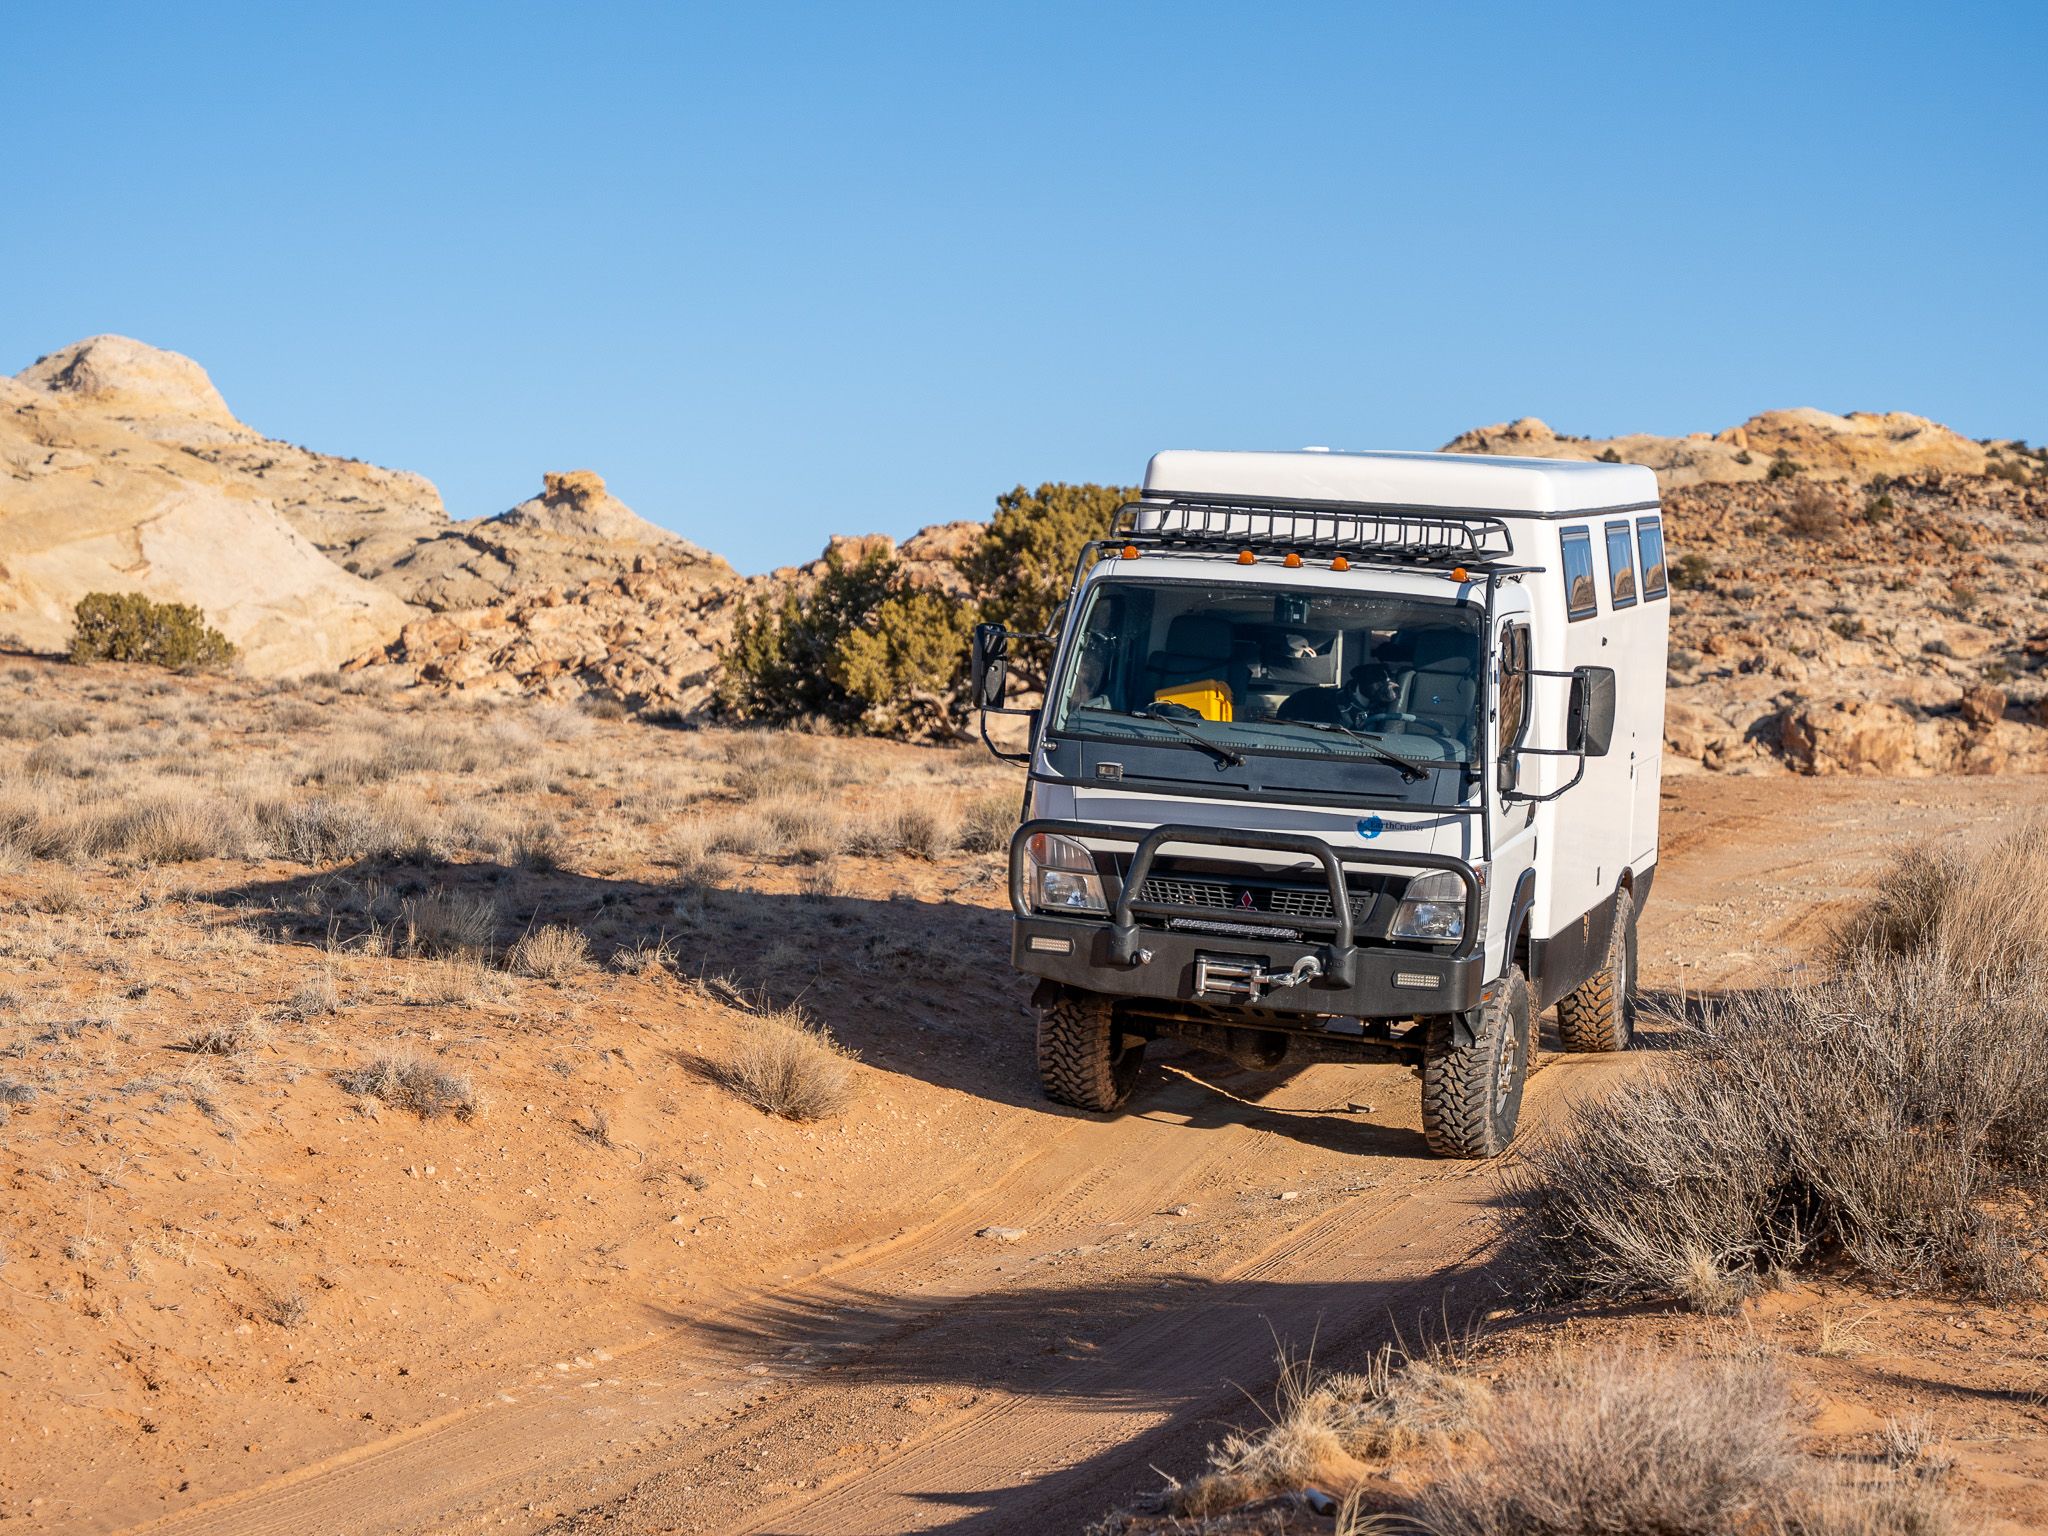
[1445,409,2008,488]
[1,338,417,674]
[363,469,729,611]
[2,336,731,671]
[349,524,976,712]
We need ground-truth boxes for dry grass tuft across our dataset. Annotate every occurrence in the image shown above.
[182,1013,272,1057]
[280,968,342,1020]
[335,1054,478,1120]
[958,792,1016,855]
[609,933,678,975]
[508,923,590,981]
[401,890,496,959]
[1174,1339,1488,1518]
[1830,815,2048,979]
[1414,1349,1803,1536]
[713,1002,857,1121]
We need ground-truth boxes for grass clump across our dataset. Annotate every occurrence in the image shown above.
[713,1001,857,1121]
[69,592,235,671]
[1505,829,2048,1308]
[400,891,496,959]
[508,923,590,980]
[182,1013,271,1057]
[335,1054,477,1120]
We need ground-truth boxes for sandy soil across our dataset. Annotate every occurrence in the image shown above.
[3,662,2042,1535]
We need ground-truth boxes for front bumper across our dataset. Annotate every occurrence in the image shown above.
[1008,819,1486,1019]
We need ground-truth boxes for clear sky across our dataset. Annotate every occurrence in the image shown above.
[5,2,2042,572]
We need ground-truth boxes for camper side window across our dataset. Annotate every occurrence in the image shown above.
[1605,521,1637,609]
[1637,517,1668,600]
[1560,529,1598,621]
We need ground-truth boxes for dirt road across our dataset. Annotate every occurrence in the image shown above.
[120,773,2045,1536]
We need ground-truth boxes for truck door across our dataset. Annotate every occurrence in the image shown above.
[1488,608,1538,982]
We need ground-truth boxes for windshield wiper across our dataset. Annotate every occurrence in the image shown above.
[1289,720,1430,782]
[1128,704,1246,768]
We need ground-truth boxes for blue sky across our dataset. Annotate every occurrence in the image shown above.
[5,2,2042,572]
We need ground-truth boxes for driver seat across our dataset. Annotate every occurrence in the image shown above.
[1401,631,1478,746]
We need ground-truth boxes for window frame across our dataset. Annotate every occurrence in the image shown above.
[1604,519,1639,610]
[1636,515,1669,600]
[1559,527,1599,622]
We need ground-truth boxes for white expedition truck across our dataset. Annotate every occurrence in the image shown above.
[971,448,1669,1158]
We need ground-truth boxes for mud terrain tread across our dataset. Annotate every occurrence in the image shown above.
[1420,965,1530,1159]
[1036,989,1139,1112]
[1557,889,1636,1053]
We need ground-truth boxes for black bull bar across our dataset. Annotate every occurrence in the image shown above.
[1007,821,1483,1011]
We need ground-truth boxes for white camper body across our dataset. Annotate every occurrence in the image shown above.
[975,448,1670,1157]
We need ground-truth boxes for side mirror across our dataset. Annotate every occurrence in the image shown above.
[1567,665,1617,756]
[970,623,1009,710]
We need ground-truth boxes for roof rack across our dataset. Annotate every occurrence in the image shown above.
[1111,492,1516,568]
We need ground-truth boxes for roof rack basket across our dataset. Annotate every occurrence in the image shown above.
[1111,494,1515,568]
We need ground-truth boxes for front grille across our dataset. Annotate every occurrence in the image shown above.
[1133,877,1370,924]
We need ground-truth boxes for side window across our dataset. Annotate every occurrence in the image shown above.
[1497,623,1529,747]
[1560,528,1598,621]
[1637,517,1668,600]
[1605,520,1638,609]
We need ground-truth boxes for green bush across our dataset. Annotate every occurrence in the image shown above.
[718,547,973,734]
[68,592,235,671]
[960,481,1135,639]
[718,480,1134,736]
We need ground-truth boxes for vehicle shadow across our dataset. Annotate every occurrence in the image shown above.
[643,1262,1500,1534]
[214,856,1442,1161]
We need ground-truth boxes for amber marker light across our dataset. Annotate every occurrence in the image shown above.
[1237,549,1256,564]
[1450,566,1470,583]
[1283,552,1302,568]
[1330,555,1351,571]
[1120,544,1140,559]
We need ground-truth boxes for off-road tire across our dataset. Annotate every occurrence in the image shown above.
[1420,965,1532,1159]
[1556,889,1637,1053]
[1036,987,1144,1112]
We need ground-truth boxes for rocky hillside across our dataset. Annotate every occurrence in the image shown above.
[0,336,729,672]
[351,523,979,714]
[1443,408,2020,487]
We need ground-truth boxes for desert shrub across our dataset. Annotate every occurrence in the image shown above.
[1766,453,1803,482]
[1784,485,1842,538]
[1670,552,1715,588]
[1829,816,2048,979]
[400,891,496,958]
[508,923,589,980]
[713,1003,857,1120]
[961,481,1135,641]
[68,592,235,671]
[107,791,252,863]
[256,796,407,865]
[577,692,628,721]
[958,791,1016,854]
[1506,946,2048,1305]
[1414,1350,1802,1536]
[511,816,565,872]
[335,1054,477,1119]
[718,546,974,735]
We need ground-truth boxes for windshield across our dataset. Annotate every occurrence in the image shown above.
[1052,578,1484,767]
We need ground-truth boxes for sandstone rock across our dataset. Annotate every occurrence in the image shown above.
[1959,683,2006,728]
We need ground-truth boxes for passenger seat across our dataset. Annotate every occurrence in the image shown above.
[1401,631,1479,745]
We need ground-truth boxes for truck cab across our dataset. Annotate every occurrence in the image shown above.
[973,448,1670,1157]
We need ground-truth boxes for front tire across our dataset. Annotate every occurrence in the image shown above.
[1036,987,1144,1112]
[1556,889,1637,1053]
[1420,965,1532,1159]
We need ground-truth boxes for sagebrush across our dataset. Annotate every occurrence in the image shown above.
[69,591,235,671]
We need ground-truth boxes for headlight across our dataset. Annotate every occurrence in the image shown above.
[1026,832,1107,914]
[1389,866,1483,943]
